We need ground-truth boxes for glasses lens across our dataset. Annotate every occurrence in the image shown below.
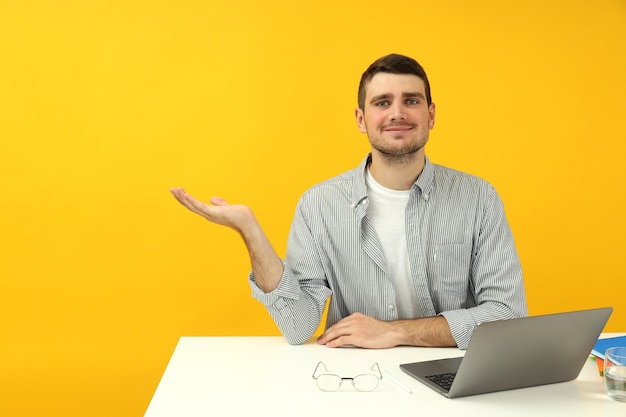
[316,374,342,391]
[353,374,379,392]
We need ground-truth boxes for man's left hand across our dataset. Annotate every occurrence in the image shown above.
[317,313,400,348]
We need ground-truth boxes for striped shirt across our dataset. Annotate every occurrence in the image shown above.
[249,154,527,349]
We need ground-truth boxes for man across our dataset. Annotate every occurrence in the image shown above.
[170,54,527,350]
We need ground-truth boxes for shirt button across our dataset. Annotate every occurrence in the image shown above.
[361,199,367,205]
[388,304,395,311]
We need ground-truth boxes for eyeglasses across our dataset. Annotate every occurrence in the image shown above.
[312,361,382,392]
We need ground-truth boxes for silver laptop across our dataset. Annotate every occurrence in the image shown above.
[400,307,613,398]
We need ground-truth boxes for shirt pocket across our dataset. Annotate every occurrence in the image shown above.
[430,242,472,309]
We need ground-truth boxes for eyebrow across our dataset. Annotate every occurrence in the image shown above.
[369,92,426,104]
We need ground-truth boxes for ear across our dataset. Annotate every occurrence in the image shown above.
[355,108,367,133]
[428,103,436,130]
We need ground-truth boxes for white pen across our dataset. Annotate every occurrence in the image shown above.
[382,369,413,394]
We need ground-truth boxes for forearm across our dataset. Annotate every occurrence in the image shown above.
[390,316,456,347]
[240,221,284,293]
[317,313,457,348]
[169,188,286,291]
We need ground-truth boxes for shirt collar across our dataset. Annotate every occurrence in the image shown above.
[352,153,434,206]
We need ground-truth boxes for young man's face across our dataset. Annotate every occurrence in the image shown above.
[355,73,435,161]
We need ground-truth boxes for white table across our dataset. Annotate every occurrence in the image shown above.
[145,336,625,417]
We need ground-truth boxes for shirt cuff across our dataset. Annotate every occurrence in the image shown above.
[248,261,301,306]
[439,309,479,350]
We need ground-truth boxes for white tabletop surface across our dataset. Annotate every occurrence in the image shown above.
[145,335,625,417]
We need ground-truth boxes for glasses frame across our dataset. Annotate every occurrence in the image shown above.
[312,361,383,392]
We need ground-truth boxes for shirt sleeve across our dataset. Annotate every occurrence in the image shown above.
[439,187,528,349]
[248,200,332,345]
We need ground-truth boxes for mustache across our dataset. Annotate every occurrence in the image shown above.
[381,122,417,129]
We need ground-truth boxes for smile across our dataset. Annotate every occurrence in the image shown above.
[383,125,414,132]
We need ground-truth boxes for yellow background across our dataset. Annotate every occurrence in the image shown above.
[1,0,625,415]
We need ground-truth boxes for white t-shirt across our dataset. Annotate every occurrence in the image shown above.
[365,168,422,319]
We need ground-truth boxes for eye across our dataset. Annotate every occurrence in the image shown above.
[375,101,390,107]
[406,98,419,105]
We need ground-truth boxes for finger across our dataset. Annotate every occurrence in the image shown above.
[317,329,332,345]
[184,194,213,215]
[169,187,185,200]
[209,196,229,206]
[170,189,211,217]
[319,330,354,348]
[324,335,352,348]
[170,191,193,209]
[170,188,197,207]
[317,323,349,345]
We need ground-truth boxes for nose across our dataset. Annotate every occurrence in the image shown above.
[388,102,406,121]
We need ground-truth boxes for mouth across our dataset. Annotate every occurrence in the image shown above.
[383,124,415,133]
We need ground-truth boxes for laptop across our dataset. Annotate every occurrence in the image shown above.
[400,307,613,398]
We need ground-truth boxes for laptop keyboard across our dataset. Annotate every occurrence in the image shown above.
[426,372,456,391]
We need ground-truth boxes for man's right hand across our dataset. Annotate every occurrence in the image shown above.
[169,187,257,234]
[169,187,284,292]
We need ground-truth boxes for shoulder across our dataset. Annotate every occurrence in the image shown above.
[431,163,496,193]
[299,168,357,203]
[427,163,503,210]
[296,154,370,206]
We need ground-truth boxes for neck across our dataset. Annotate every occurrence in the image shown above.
[368,149,426,190]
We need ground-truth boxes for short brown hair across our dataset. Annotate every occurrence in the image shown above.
[357,54,432,110]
